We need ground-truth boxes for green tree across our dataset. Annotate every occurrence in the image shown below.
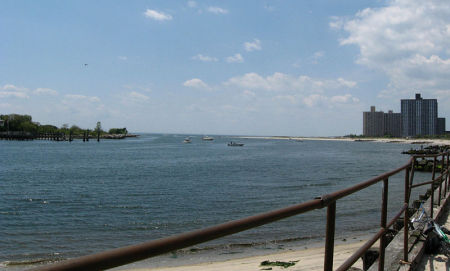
[95,121,102,133]
[108,128,128,134]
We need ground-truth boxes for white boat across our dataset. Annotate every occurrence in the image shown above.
[183,137,191,143]
[228,141,244,147]
[202,136,214,141]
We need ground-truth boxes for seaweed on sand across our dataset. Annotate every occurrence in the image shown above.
[260,260,298,268]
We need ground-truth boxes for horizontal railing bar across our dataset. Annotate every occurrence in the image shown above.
[335,203,408,271]
[411,174,445,189]
[319,162,411,205]
[411,179,436,189]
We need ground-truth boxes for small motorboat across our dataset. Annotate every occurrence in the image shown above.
[228,141,244,147]
[183,137,191,143]
[202,136,214,141]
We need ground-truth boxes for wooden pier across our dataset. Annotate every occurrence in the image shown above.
[0,132,66,141]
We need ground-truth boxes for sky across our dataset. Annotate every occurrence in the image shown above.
[1,0,450,136]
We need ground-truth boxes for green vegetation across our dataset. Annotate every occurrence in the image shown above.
[0,114,128,137]
[108,128,128,134]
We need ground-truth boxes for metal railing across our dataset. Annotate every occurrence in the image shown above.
[30,151,450,271]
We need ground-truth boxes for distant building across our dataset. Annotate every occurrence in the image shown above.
[437,118,446,135]
[363,106,401,137]
[401,93,438,137]
[363,106,385,137]
[384,110,402,137]
[0,119,4,127]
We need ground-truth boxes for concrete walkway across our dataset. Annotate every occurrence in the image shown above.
[415,200,450,271]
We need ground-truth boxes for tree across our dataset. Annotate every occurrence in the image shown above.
[95,121,103,133]
[68,125,82,135]
[108,128,128,134]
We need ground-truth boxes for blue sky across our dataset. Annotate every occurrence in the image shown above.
[1,0,450,136]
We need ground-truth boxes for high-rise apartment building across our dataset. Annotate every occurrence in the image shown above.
[384,110,402,137]
[438,118,446,135]
[401,93,438,137]
[363,106,401,137]
[363,106,384,137]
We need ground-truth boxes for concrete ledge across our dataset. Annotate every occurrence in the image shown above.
[368,188,450,271]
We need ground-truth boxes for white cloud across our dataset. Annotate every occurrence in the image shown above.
[337,0,450,97]
[330,94,360,103]
[311,51,325,64]
[34,88,58,96]
[183,78,211,90]
[303,94,359,107]
[244,39,262,52]
[207,6,228,14]
[187,1,197,8]
[64,94,100,103]
[123,85,152,93]
[144,9,172,21]
[0,84,29,98]
[128,91,149,101]
[337,78,357,88]
[226,72,357,92]
[329,16,344,29]
[303,94,328,107]
[192,54,218,62]
[1,84,28,92]
[226,53,244,63]
[0,91,29,99]
[118,56,128,61]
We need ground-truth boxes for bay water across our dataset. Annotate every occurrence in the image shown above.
[0,134,429,270]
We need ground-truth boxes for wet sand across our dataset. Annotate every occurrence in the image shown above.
[121,239,367,271]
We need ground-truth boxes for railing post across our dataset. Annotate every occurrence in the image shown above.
[324,202,336,271]
[432,156,437,181]
[439,154,444,204]
[379,178,388,271]
[431,156,437,218]
[447,153,450,193]
[408,158,416,202]
[404,166,410,263]
[444,153,448,194]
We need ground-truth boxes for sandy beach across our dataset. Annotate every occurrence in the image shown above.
[120,240,367,271]
[237,136,450,146]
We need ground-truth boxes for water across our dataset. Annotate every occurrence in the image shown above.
[0,135,429,270]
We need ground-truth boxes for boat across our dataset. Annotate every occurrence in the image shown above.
[183,137,191,143]
[202,136,214,141]
[228,141,244,147]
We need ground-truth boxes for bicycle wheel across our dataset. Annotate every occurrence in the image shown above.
[439,240,450,257]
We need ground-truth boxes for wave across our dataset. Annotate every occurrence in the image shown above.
[1,257,64,267]
[172,234,324,255]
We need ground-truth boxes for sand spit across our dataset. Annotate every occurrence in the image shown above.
[237,136,450,145]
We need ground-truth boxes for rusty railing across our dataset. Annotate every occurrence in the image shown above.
[30,151,450,271]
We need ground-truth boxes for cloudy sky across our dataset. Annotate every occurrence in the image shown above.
[1,0,450,136]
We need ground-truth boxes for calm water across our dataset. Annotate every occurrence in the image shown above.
[0,134,429,269]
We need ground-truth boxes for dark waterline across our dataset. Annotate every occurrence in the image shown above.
[0,134,428,270]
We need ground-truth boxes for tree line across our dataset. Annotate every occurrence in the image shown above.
[0,114,128,136]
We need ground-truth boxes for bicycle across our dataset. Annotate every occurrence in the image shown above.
[410,203,450,256]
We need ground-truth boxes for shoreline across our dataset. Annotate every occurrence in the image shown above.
[236,136,450,145]
[117,238,368,271]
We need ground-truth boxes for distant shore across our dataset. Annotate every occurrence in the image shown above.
[236,136,450,145]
